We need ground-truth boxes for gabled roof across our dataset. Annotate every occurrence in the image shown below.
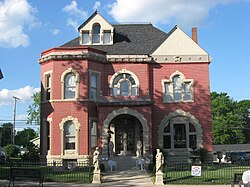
[151,25,209,56]
[61,24,167,55]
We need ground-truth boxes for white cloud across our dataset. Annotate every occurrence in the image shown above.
[108,0,249,27]
[0,0,37,48]
[51,29,60,35]
[93,1,101,10]
[0,86,40,106]
[62,1,88,30]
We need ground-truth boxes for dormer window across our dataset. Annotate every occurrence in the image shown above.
[82,31,89,44]
[104,31,111,44]
[92,24,101,44]
[78,12,114,45]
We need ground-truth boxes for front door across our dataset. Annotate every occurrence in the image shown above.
[173,124,186,148]
[115,123,135,155]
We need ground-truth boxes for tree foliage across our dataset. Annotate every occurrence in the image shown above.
[3,144,20,157]
[15,128,38,147]
[27,91,40,125]
[0,123,13,147]
[211,92,250,144]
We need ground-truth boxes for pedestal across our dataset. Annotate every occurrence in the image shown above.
[155,171,164,185]
[92,170,101,184]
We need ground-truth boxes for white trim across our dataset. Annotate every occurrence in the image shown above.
[59,116,81,156]
[61,68,80,100]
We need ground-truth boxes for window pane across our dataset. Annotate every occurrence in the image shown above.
[64,73,76,99]
[173,75,182,101]
[189,135,197,149]
[91,74,97,88]
[104,31,111,44]
[92,24,100,44]
[65,121,75,136]
[131,87,137,96]
[164,82,170,93]
[189,123,196,132]
[184,82,191,100]
[174,91,182,101]
[82,33,89,44]
[113,87,118,96]
[93,35,100,43]
[164,124,170,133]
[163,135,171,149]
[45,74,51,100]
[120,81,129,96]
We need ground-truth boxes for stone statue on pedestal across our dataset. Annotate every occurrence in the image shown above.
[136,141,142,157]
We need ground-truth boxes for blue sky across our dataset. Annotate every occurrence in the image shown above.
[0,0,250,131]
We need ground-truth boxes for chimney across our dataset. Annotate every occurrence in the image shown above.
[192,27,198,43]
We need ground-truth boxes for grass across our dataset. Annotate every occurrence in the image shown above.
[165,164,250,184]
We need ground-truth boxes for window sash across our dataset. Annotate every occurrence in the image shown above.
[104,31,111,44]
[45,74,51,100]
[82,32,89,44]
[64,73,76,99]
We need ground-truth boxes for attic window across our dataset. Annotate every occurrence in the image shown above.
[82,31,89,44]
[103,31,111,44]
[92,24,101,44]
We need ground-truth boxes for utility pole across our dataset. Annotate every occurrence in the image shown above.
[12,96,20,145]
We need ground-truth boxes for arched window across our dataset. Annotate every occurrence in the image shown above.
[111,72,138,96]
[162,71,194,103]
[64,73,76,99]
[163,117,197,150]
[64,121,75,150]
[92,24,101,44]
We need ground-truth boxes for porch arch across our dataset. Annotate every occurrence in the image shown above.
[102,108,149,155]
[158,109,203,149]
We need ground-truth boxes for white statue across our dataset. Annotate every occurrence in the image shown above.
[156,149,164,173]
[136,141,142,157]
[109,141,114,156]
[93,147,100,172]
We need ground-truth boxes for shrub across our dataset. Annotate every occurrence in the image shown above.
[196,147,208,163]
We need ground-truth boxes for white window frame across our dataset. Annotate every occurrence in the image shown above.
[43,70,52,102]
[61,68,79,100]
[109,69,139,97]
[59,116,80,155]
[162,71,194,103]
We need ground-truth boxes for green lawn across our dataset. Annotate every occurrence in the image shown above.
[165,164,250,184]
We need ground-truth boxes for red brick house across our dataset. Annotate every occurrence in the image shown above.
[39,11,213,163]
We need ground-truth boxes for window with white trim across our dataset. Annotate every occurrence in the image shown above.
[92,24,101,44]
[103,30,111,44]
[82,31,89,44]
[64,73,76,99]
[64,121,75,150]
[162,71,194,103]
[45,74,51,101]
[111,72,138,96]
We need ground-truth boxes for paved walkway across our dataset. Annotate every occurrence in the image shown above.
[0,168,231,187]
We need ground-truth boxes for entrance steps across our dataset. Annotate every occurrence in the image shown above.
[106,156,142,171]
[167,150,191,163]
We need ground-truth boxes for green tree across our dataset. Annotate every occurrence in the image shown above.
[237,100,250,142]
[211,92,246,144]
[4,144,20,157]
[27,91,40,125]
[15,128,38,147]
[0,123,13,147]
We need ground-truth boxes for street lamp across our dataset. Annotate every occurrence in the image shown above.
[12,96,20,144]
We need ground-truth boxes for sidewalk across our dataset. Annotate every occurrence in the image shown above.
[0,168,231,187]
